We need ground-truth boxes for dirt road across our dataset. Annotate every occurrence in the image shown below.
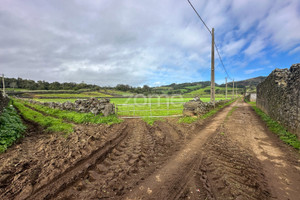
[0,100,299,200]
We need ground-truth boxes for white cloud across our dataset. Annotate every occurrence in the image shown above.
[244,68,264,75]
[289,46,300,55]
[223,39,247,56]
[244,38,266,57]
[0,0,299,86]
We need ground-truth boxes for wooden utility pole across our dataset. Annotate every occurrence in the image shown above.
[2,74,5,97]
[225,77,227,99]
[210,28,215,107]
[232,79,234,98]
[236,84,238,96]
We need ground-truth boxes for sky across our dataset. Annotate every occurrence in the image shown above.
[0,0,300,87]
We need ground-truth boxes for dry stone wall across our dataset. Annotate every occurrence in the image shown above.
[27,98,115,116]
[183,97,230,116]
[257,63,300,137]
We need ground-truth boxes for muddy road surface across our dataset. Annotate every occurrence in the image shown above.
[0,101,300,200]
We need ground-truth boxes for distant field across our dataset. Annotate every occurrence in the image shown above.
[34,92,112,98]
[185,86,242,97]
[99,89,135,96]
[33,97,229,117]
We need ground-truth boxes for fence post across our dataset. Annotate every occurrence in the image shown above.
[115,104,118,117]
[167,101,170,116]
[150,101,152,117]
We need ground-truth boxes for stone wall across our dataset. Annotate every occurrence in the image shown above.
[183,97,230,116]
[257,63,300,137]
[0,92,9,115]
[27,98,115,116]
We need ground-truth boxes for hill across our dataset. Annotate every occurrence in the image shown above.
[153,76,266,95]
[220,76,266,88]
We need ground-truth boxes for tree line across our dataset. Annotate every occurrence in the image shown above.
[0,77,101,91]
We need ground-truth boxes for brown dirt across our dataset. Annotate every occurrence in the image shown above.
[1,100,300,200]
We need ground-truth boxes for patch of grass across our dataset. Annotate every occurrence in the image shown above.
[13,100,73,134]
[178,116,198,124]
[23,100,122,125]
[248,102,300,150]
[226,106,238,121]
[34,98,77,103]
[220,132,225,135]
[200,99,236,120]
[142,117,165,125]
[0,102,27,153]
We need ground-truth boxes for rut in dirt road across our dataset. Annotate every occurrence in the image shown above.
[224,102,300,200]
[54,119,189,199]
[180,101,300,200]
[123,101,239,200]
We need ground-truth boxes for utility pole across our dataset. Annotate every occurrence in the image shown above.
[236,84,238,97]
[2,74,5,97]
[210,28,215,107]
[225,77,227,99]
[232,79,234,98]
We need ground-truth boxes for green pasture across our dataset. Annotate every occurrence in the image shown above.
[100,89,135,96]
[32,96,230,117]
[34,92,112,98]
[185,86,242,97]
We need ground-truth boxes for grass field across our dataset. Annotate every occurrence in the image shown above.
[13,100,74,134]
[32,97,230,117]
[99,89,135,96]
[184,86,243,97]
[34,92,112,98]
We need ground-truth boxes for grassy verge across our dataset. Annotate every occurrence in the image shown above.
[225,106,238,121]
[178,116,198,124]
[247,101,300,150]
[0,102,27,153]
[142,117,165,125]
[13,100,73,134]
[22,100,122,125]
[178,99,236,123]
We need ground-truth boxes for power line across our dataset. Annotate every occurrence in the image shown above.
[186,0,232,80]
[214,43,231,80]
[186,0,211,34]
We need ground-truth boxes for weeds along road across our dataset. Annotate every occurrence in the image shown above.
[0,100,300,199]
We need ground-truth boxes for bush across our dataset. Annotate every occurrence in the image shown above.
[0,103,26,153]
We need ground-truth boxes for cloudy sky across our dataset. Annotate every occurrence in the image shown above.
[0,0,300,86]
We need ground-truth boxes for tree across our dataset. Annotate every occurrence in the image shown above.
[9,82,17,91]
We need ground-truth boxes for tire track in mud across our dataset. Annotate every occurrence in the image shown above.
[26,123,129,200]
[54,120,175,199]
[225,102,300,200]
[123,101,238,200]
[180,131,270,200]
